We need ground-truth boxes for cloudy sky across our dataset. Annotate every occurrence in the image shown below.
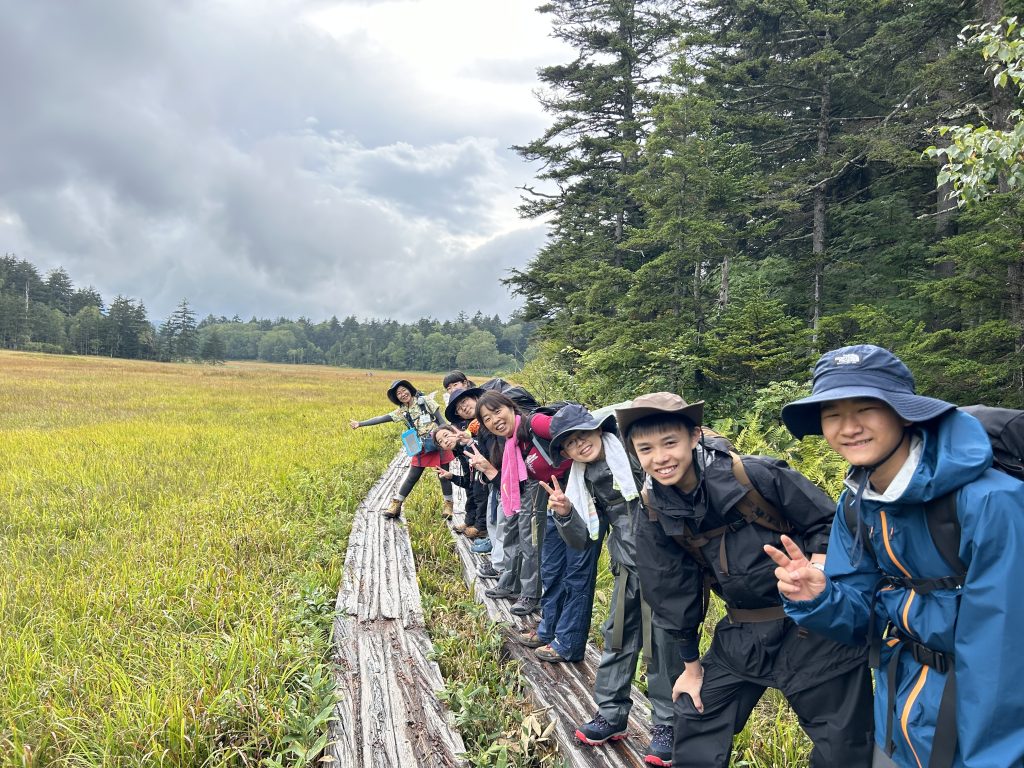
[0,0,571,323]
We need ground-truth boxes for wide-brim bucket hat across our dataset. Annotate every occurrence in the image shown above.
[781,344,955,439]
[548,403,617,463]
[444,386,484,422]
[386,379,418,405]
[615,392,705,449]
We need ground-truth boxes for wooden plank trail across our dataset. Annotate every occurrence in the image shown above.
[329,452,655,767]
[329,453,465,767]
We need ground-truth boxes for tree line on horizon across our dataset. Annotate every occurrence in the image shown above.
[511,0,1024,416]
[0,254,532,372]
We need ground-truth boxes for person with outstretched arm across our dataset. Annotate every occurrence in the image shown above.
[349,378,454,519]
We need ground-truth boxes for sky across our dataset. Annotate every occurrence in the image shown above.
[0,0,571,323]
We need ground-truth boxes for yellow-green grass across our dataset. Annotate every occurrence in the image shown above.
[0,352,413,766]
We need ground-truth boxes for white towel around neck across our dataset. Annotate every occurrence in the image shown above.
[564,432,639,540]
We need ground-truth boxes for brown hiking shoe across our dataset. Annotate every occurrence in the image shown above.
[383,499,402,519]
[463,526,480,539]
[442,499,454,519]
[454,521,467,533]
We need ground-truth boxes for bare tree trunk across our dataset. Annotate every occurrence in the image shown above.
[693,257,705,335]
[719,250,730,310]
[811,78,831,350]
[933,39,958,245]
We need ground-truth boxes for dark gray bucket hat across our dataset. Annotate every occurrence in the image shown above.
[444,386,484,422]
[549,403,616,463]
[781,344,955,439]
[386,379,418,405]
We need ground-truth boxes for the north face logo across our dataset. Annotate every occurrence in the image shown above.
[833,353,861,366]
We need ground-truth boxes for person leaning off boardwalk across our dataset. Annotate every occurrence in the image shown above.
[349,378,455,519]
[617,392,874,768]
[467,390,571,617]
[539,403,683,767]
[445,385,504,568]
[767,345,1024,768]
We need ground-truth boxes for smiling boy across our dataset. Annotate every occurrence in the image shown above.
[770,345,1024,768]
[541,403,683,766]
[617,392,873,767]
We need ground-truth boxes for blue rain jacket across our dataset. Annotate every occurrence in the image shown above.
[784,409,1024,768]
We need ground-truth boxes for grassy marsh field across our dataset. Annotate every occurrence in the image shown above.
[1,352,828,767]
[0,352,405,766]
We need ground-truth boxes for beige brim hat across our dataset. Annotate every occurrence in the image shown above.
[615,392,705,447]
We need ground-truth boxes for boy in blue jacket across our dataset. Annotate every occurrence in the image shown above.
[769,344,1024,768]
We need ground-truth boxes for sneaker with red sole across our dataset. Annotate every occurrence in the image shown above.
[575,713,627,746]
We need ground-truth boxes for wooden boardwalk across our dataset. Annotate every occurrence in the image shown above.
[328,454,466,767]
[329,452,657,767]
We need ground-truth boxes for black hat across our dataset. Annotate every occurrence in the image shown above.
[549,403,616,463]
[444,386,484,422]
[386,379,418,405]
[781,345,955,439]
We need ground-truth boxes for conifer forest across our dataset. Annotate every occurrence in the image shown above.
[5,1,1024,420]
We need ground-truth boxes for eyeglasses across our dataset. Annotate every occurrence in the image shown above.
[562,432,591,452]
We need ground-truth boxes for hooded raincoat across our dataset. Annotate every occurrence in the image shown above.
[783,409,1024,768]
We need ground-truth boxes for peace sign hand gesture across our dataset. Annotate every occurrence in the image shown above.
[763,535,827,602]
[465,444,498,480]
[539,475,572,517]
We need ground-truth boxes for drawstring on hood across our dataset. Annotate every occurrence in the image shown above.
[846,428,911,565]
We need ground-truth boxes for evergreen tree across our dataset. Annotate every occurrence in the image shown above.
[508,0,685,348]
[44,268,74,315]
[200,327,226,364]
[165,299,198,360]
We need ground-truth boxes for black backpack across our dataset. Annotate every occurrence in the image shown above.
[479,377,541,413]
[844,404,1024,587]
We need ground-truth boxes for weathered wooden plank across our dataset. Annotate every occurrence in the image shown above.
[330,614,359,765]
[328,452,467,767]
[448,470,656,767]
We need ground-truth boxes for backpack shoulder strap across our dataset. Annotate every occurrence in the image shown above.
[640,487,712,570]
[853,491,964,593]
[925,491,967,577]
[728,452,791,534]
[419,394,444,425]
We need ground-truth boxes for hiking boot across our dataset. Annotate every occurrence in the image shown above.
[509,596,539,616]
[442,499,454,519]
[454,521,467,533]
[471,537,492,553]
[644,724,673,766]
[484,585,518,600]
[383,499,402,519]
[575,713,628,746]
[477,561,500,579]
[463,526,480,539]
[517,629,546,648]
[534,643,566,663]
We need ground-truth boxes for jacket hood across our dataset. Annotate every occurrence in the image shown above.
[867,408,992,506]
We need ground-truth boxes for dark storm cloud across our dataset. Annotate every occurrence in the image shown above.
[0,0,552,322]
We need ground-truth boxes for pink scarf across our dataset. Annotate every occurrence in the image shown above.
[500,414,528,518]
